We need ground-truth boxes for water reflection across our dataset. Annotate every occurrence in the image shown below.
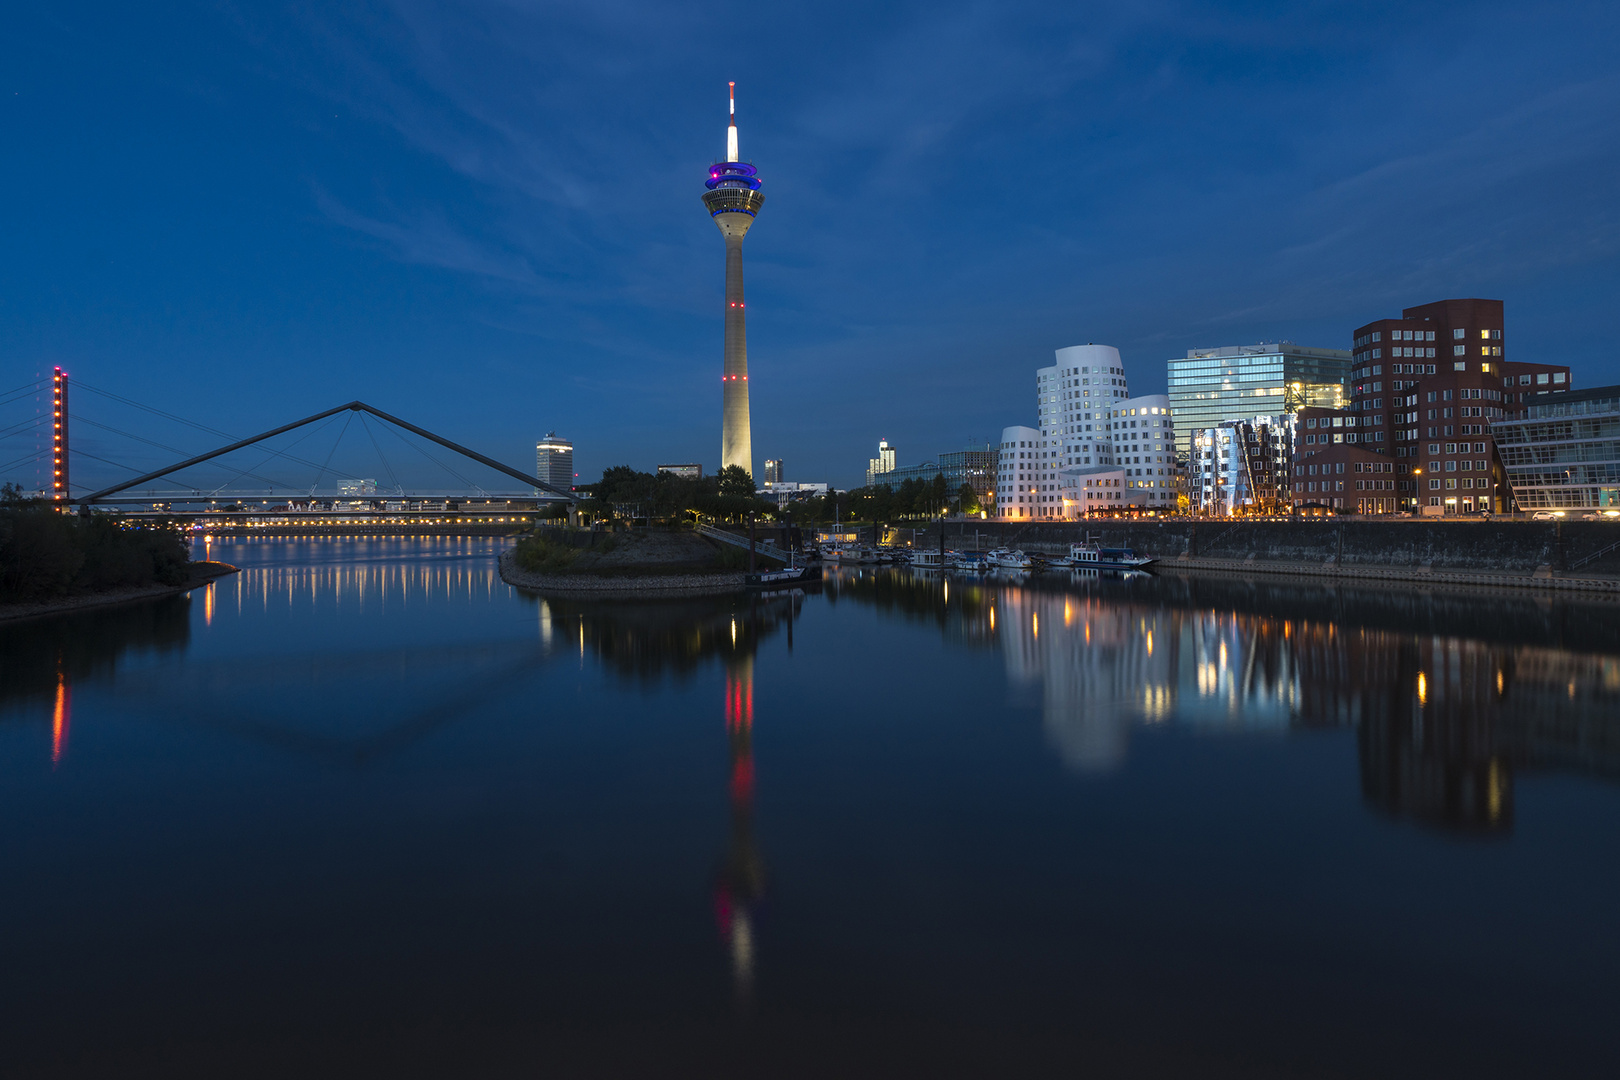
[516,590,801,1006]
[0,595,192,764]
[829,567,1620,833]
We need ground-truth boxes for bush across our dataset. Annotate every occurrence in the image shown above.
[0,497,190,603]
[513,533,578,574]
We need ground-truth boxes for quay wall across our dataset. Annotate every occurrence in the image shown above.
[910,519,1620,579]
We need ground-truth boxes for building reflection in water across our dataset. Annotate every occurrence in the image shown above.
[831,568,1620,835]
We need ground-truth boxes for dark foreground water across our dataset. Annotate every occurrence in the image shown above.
[4,537,1620,1078]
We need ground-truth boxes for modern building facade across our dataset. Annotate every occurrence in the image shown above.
[1072,393,1177,513]
[996,426,1049,518]
[658,463,703,479]
[998,345,1177,518]
[702,83,763,478]
[1329,298,1570,513]
[1189,415,1292,515]
[762,459,783,484]
[1168,343,1350,461]
[865,439,896,487]
[536,432,574,493]
[1494,385,1620,510]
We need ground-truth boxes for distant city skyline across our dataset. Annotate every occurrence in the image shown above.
[5,4,1619,493]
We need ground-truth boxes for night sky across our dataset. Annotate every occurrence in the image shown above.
[6,2,1619,491]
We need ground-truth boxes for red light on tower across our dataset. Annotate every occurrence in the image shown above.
[51,367,69,502]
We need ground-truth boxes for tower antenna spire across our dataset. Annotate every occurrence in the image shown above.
[727,81,738,162]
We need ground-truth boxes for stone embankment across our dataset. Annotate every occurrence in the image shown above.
[498,550,744,598]
[920,519,1620,594]
[0,560,240,624]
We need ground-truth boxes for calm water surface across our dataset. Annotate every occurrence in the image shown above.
[3,537,1619,1078]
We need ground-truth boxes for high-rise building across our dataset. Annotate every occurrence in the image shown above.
[1041,344,1129,459]
[1168,343,1350,461]
[999,347,1176,518]
[536,432,574,493]
[702,82,764,479]
[865,440,896,487]
[762,459,783,484]
[1293,298,1571,514]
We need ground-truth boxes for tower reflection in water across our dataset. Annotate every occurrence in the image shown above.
[716,654,763,1005]
[526,590,800,1002]
[831,568,1620,835]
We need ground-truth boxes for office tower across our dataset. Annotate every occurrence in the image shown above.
[1168,342,1350,461]
[702,82,764,478]
[763,459,783,484]
[1338,298,1569,514]
[865,439,896,487]
[536,432,573,493]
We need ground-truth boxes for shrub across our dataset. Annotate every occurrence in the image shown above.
[513,534,578,574]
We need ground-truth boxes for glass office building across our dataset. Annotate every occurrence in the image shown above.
[1167,343,1350,462]
[1493,385,1620,510]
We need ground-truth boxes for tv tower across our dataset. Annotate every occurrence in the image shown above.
[702,82,764,478]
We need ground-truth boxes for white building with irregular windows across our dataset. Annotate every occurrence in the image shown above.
[999,346,1181,518]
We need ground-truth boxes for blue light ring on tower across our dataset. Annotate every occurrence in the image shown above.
[706,162,761,191]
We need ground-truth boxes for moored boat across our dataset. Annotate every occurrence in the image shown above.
[987,547,1034,570]
[1069,542,1156,570]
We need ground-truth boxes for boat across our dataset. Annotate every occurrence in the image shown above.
[987,548,1034,570]
[1069,542,1156,570]
[746,558,817,589]
[1039,552,1078,569]
[821,544,843,563]
[853,546,878,564]
[949,551,990,573]
[910,549,947,571]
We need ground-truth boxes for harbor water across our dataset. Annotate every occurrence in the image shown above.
[3,537,1618,1077]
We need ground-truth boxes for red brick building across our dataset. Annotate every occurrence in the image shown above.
[1293,299,1572,514]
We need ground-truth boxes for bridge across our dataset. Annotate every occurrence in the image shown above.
[2,372,574,532]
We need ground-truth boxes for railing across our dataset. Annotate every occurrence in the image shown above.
[697,524,777,553]
[1569,537,1620,571]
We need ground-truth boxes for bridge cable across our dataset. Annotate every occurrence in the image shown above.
[70,413,296,492]
[357,412,405,496]
[373,416,485,494]
[0,415,50,441]
[308,411,355,496]
[0,381,49,410]
[73,380,364,483]
[0,449,49,473]
[202,414,344,498]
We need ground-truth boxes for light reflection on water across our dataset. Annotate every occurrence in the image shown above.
[3,540,1620,1077]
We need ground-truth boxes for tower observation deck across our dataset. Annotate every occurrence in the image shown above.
[703,82,764,478]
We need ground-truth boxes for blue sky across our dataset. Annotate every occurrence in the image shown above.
[5,1,1619,491]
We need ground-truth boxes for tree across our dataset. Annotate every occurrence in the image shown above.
[957,482,981,515]
[928,473,950,516]
[717,465,755,498]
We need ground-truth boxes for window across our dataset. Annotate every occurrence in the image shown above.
[1429,478,1440,490]
[1554,372,1566,384]
[1425,331,1435,341]
[1453,329,1465,340]
[1454,346,1465,357]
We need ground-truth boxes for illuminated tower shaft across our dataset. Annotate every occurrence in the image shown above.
[703,83,764,478]
[52,367,69,501]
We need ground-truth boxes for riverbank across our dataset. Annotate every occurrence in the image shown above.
[0,560,239,624]
[498,550,745,598]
